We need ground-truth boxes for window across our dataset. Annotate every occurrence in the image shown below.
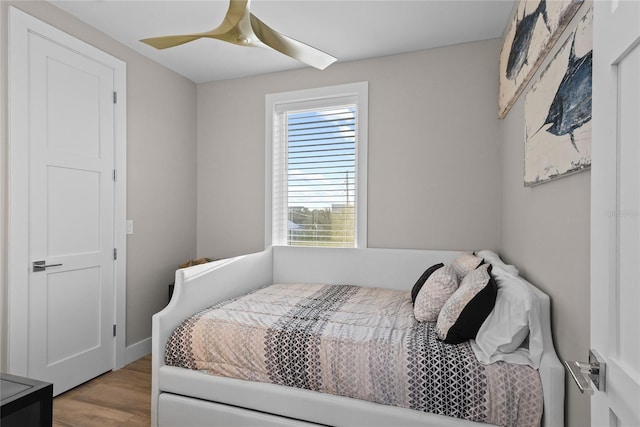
[266,82,368,248]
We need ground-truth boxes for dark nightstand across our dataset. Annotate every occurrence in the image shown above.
[1,373,53,427]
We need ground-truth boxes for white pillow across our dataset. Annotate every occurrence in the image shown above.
[413,265,458,322]
[475,249,519,277]
[471,250,543,368]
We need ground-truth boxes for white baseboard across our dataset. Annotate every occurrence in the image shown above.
[125,337,151,365]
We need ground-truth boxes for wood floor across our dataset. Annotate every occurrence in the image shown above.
[53,354,152,427]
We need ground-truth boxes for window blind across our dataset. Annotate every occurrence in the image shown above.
[285,106,357,247]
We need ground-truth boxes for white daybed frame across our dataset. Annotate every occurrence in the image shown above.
[152,246,564,427]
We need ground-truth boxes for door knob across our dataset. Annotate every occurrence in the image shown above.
[564,349,606,395]
[32,260,63,272]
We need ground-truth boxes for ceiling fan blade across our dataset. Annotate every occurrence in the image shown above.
[140,34,204,50]
[249,14,337,70]
[140,0,252,50]
[139,0,337,70]
[222,0,250,30]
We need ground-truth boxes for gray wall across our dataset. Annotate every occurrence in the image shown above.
[197,39,503,259]
[499,4,592,427]
[0,0,198,369]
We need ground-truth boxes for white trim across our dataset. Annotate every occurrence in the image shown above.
[7,7,127,373]
[265,103,272,248]
[8,6,30,377]
[125,337,151,365]
[265,82,368,249]
[113,44,127,371]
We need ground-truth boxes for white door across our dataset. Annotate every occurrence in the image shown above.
[8,8,127,395]
[591,0,640,425]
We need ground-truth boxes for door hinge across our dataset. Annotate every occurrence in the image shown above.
[113,324,117,337]
[113,91,117,104]
[113,169,117,182]
[113,248,117,260]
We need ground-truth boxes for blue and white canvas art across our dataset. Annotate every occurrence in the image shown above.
[524,8,592,186]
[499,0,583,119]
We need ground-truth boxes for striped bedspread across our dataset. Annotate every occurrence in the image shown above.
[165,283,543,427]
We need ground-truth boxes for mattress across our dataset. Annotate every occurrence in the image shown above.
[165,283,543,427]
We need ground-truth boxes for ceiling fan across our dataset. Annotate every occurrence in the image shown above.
[140,0,337,70]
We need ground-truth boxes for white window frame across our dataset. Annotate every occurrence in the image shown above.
[265,82,368,248]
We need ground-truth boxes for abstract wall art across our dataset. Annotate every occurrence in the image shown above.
[499,0,583,119]
[524,7,592,186]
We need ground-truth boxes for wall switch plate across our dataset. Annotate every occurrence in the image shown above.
[126,220,134,235]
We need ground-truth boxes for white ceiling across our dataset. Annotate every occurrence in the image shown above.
[49,0,515,84]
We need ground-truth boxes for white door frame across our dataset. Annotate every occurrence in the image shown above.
[7,6,127,373]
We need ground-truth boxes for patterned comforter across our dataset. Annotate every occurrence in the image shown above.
[166,283,543,427]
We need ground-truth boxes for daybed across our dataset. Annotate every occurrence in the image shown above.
[152,246,564,427]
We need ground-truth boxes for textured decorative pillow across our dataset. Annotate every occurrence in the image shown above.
[451,252,483,281]
[436,263,498,344]
[414,265,458,322]
[410,263,444,305]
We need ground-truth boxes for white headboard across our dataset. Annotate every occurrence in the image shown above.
[273,246,461,289]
